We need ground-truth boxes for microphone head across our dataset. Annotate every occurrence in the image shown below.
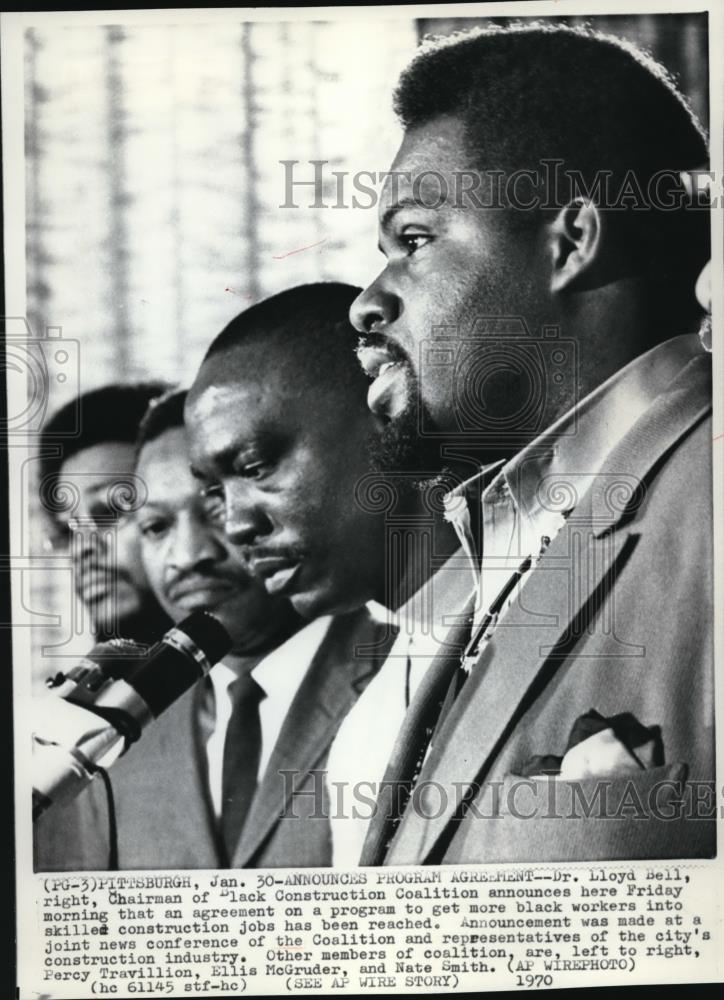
[173,611,232,665]
[119,612,233,720]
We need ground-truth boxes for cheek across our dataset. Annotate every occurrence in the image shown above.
[115,529,148,585]
[275,455,333,517]
[403,267,470,345]
[224,583,268,622]
[140,543,164,592]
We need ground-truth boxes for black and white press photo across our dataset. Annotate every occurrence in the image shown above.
[3,2,722,997]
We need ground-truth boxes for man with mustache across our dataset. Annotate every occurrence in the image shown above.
[186,282,452,858]
[185,281,429,619]
[345,23,714,864]
[38,382,172,643]
[36,381,388,869]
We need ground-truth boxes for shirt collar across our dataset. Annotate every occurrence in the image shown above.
[498,333,705,521]
[250,614,333,703]
[366,599,394,627]
[208,660,238,701]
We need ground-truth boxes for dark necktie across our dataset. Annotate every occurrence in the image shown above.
[220,674,264,863]
[361,552,539,866]
[430,552,534,745]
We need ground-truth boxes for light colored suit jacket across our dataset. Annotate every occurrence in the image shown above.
[34,607,388,870]
[375,352,715,865]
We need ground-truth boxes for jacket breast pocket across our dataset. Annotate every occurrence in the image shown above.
[447,762,716,863]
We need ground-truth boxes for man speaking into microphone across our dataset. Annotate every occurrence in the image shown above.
[126,388,385,870]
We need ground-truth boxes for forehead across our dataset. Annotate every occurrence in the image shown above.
[60,441,135,478]
[188,348,307,434]
[60,440,137,480]
[57,441,139,522]
[136,427,194,497]
[381,114,470,212]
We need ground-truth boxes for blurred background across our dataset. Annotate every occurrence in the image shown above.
[19,10,709,669]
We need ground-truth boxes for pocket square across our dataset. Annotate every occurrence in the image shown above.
[519,709,664,780]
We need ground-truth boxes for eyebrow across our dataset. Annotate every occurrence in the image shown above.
[188,440,248,479]
[134,503,166,518]
[380,194,447,233]
[189,464,206,481]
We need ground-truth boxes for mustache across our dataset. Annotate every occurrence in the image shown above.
[166,567,248,592]
[356,331,410,363]
[242,545,304,563]
[77,558,133,585]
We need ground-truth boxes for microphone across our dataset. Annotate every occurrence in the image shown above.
[32,611,231,820]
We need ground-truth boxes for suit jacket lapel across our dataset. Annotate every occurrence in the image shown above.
[176,683,224,866]
[115,683,222,868]
[232,610,380,867]
[387,352,712,865]
[386,517,634,864]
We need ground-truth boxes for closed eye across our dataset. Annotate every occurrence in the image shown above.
[200,482,224,500]
[88,500,124,524]
[138,518,169,540]
[200,486,225,524]
[235,460,272,480]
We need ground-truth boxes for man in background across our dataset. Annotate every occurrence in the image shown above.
[348,23,714,864]
[38,383,171,642]
[35,387,295,868]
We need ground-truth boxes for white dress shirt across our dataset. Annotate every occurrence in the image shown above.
[205,615,333,819]
[326,333,704,866]
[326,561,473,867]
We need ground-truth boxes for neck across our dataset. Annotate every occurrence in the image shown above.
[222,650,269,676]
[97,606,171,645]
[226,612,303,663]
[383,516,459,612]
[540,279,664,438]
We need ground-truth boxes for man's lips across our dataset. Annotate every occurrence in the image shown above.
[79,570,129,604]
[356,334,408,378]
[357,346,412,421]
[246,556,302,596]
[356,336,413,419]
[368,361,412,419]
[357,343,396,379]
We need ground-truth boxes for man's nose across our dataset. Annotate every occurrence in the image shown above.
[349,273,400,334]
[71,524,107,562]
[222,482,272,548]
[169,513,225,572]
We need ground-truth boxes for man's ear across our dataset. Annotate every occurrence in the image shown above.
[548,199,602,293]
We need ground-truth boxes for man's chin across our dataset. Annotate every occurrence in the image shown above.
[368,390,446,482]
[289,589,327,620]
[88,595,136,631]
[288,579,362,621]
[90,594,169,644]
